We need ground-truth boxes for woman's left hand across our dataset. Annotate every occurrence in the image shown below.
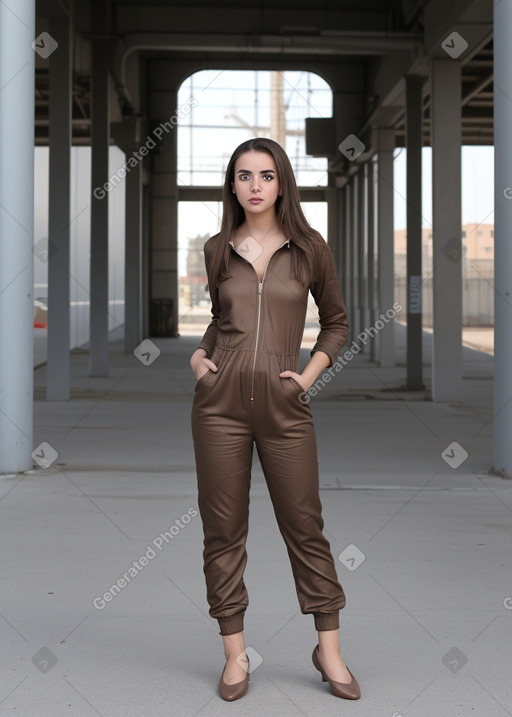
[279,370,309,392]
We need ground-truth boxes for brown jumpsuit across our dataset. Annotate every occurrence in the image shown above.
[191,233,349,636]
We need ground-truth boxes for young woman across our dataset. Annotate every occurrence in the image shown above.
[190,138,360,702]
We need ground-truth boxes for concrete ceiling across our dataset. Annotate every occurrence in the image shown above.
[34,0,493,148]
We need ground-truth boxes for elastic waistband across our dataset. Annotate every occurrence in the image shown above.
[214,344,298,360]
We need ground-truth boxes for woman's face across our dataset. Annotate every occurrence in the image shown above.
[232,151,281,216]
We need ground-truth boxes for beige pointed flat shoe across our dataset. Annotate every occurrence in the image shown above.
[218,655,250,701]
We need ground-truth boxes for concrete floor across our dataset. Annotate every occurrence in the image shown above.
[2,327,511,716]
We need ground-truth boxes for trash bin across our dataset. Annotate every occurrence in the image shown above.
[150,298,175,337]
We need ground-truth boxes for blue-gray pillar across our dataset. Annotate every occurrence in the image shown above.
[405,75,424,390]
[350,174,360,339]
[335,185,346,295]
[357,164,368,341]
[367,160,378,362]
[89,6,110,376]
[0,0,35,472]
[326,186,337,265]
[376,129,396,366]
[47,8,73,400]
[148,85,179,336]
[493,0,512,476]
[344,180,354,340]
[430,58,462,401]
[124,157,143,353]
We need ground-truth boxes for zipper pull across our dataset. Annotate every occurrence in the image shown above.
[258,282,262,294]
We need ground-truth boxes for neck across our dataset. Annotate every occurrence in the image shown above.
[242,209,279,238]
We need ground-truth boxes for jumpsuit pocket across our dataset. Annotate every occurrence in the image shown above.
[287,376,305,394]
[195,368,212,388]
[273,353,305,397]
[194,346,224,392]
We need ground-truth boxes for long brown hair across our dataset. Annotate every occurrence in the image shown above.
[207,137,325,288]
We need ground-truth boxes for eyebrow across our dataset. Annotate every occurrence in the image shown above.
[236,169,275,174]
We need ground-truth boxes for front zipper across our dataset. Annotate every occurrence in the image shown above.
[230,239,289,407]
[250,280,263,408]
[249,241,289,407]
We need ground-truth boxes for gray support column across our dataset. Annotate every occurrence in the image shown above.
[124,158,143,352]
[336,185,346,293]
[351,174,360,339]
[141,183,151,338]
[332,89,351,337]
[376,129,396,366]
[47,8,73,400]
[430,59,462,401]
[343,182,353,339]
[335,184,349,337]
[367,159,378,362]
[0,0,35,472]
[326,186,337,266]
[149,86,179,337]
[357,164,368,342]
[405,75,424,390]
[493,0,512,476]
[110,118,144,353]
[89,6,110,376]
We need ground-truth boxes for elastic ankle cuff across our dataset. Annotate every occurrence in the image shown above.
[218,612,245,635]
[314,611,339,631]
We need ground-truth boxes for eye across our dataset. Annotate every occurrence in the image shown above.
[262,174,274,181]
[238,174,250,181]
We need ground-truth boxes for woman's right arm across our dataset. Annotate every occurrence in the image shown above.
[190,347,218,380]
[190,238,220,379]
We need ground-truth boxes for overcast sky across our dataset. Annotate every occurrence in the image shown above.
[393,145,495,231]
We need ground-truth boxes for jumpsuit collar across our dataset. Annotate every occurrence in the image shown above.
[229,238,291,250]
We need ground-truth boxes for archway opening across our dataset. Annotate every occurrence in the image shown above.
[176,69,332,344]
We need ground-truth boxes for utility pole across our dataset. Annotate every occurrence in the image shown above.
[270,71,286,146]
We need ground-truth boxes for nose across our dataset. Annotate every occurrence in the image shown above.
[250,178,261,192]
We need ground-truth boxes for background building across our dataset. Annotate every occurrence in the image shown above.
[394,223,494,326]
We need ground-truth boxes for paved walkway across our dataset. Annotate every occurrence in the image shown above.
[2,327,511,716]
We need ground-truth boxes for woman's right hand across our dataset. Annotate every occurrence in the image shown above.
[190,348,218,381]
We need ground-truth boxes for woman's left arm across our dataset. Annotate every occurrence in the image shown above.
[295,349,331,391]
[279,239,349,391]
[308,239,349,366]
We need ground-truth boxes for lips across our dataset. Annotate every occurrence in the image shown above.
[249,198,263,204]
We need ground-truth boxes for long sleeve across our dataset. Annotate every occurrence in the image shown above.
[309,239,349,367]
[196,236,221,358]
